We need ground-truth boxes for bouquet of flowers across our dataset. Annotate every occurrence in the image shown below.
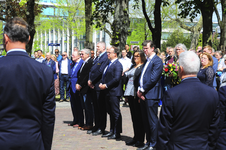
[162,63,181,85]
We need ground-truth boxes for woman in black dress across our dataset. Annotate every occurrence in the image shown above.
[197,52,215,87]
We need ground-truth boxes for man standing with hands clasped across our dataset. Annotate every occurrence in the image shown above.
[99,46,123,139]
[137,40,163,150]
[0,17,55,150]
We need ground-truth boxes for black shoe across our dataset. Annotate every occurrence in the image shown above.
[101,132,113,138]
[126,139,137,146]
[134,141,144,147]
[108,133,121,140]
[87,130,93,134]
[92,129,103,136]
[137,144,154,150]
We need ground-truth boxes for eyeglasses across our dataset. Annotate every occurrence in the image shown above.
[134,55,140,57]
[80,53,84,56]
[107,52,115,54]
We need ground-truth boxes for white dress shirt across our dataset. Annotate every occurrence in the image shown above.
[61,58,68,74]
[139,53,156,92]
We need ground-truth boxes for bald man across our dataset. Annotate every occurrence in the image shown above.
[58,52,72,102]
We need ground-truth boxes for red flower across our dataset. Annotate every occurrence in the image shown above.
[165,68,169,72]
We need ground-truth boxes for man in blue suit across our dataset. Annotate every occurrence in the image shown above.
[87,41,110,135]
[42,52,56,75]
[99,46,123,139]
[0,17,55,150]
[157,51,220,150]
[137,40,163,150]
[68,51,84,127]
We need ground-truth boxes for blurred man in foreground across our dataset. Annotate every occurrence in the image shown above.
[0,17,55,150]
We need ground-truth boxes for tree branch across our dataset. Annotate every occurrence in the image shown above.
[103,26,112,37]
[141,0,154,32]
[213,3,221,27]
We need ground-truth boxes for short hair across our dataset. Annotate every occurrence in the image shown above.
[203,45,212,53]
[34,51,38,53]
[179,51,200,75]
[81,49,91,56]
[133,46,139,51]
[55,49,59,51]
[37,50,42,53]
[111,46,120,56]
[201,52,213,68]
[4,17,29,43]
[223,54,226,60]
[215,51,222,56]
[97,41,106,49]
[175,43,187,52]
[132,50,146,64]
[142,40,156,49]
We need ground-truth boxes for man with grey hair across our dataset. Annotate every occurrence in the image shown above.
[157,51,220,150]
[76,49,94,130]
[175,43,187,60]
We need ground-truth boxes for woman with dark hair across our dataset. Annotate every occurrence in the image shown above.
[124,50,146,147]
[197,52,215,87]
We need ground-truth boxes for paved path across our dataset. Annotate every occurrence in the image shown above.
[52,101,161,150]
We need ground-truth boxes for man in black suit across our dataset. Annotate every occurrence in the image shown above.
[99,46,123,139]
[76,49,94,130]
[87,42,110,135]
[0,17,55,150]
[157,51,220,150]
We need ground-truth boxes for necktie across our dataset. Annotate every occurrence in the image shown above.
[71,62,78,76]
[103,62,112,79]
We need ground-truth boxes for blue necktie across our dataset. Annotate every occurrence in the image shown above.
[103,62,112,79]
[71,62,78,76]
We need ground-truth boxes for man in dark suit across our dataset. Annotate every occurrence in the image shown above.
[87,41,110,135]
[157,51,220,150]
[68,51,84,127]
[0,17,55,150]
[58,51,72,102]
[99,46,123,139]
[137,40,163,150]
[76,49,94,130]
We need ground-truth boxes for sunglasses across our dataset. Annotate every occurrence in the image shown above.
[62,55,66,56]
[80,53,84,56]
[55,52,59,53]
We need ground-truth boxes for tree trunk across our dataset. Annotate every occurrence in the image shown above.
[26,0,36,56]
[111,0,130,51]
[141,0,162,49]
[221,0,226,51]
[200,0,214,47]
[85,0,94,50]
[153,0,162,49]
[190,17,202,49]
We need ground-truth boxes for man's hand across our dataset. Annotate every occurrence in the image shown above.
[76,84,81,91]
[88,80,94,89]
[137,91,145,101]
[99,83,107,90]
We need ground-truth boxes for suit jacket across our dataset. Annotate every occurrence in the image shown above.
[140,54,163,99]
[42,59,56,77]
[89,52,110,91]
[157,78,220,150]
[101,59,123,97]
[125,64,144,97]
[58,57,73,78]
[216,85,226,149]
[77,58,93,95]
[70,59,84,93]
[0,51,55,150]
